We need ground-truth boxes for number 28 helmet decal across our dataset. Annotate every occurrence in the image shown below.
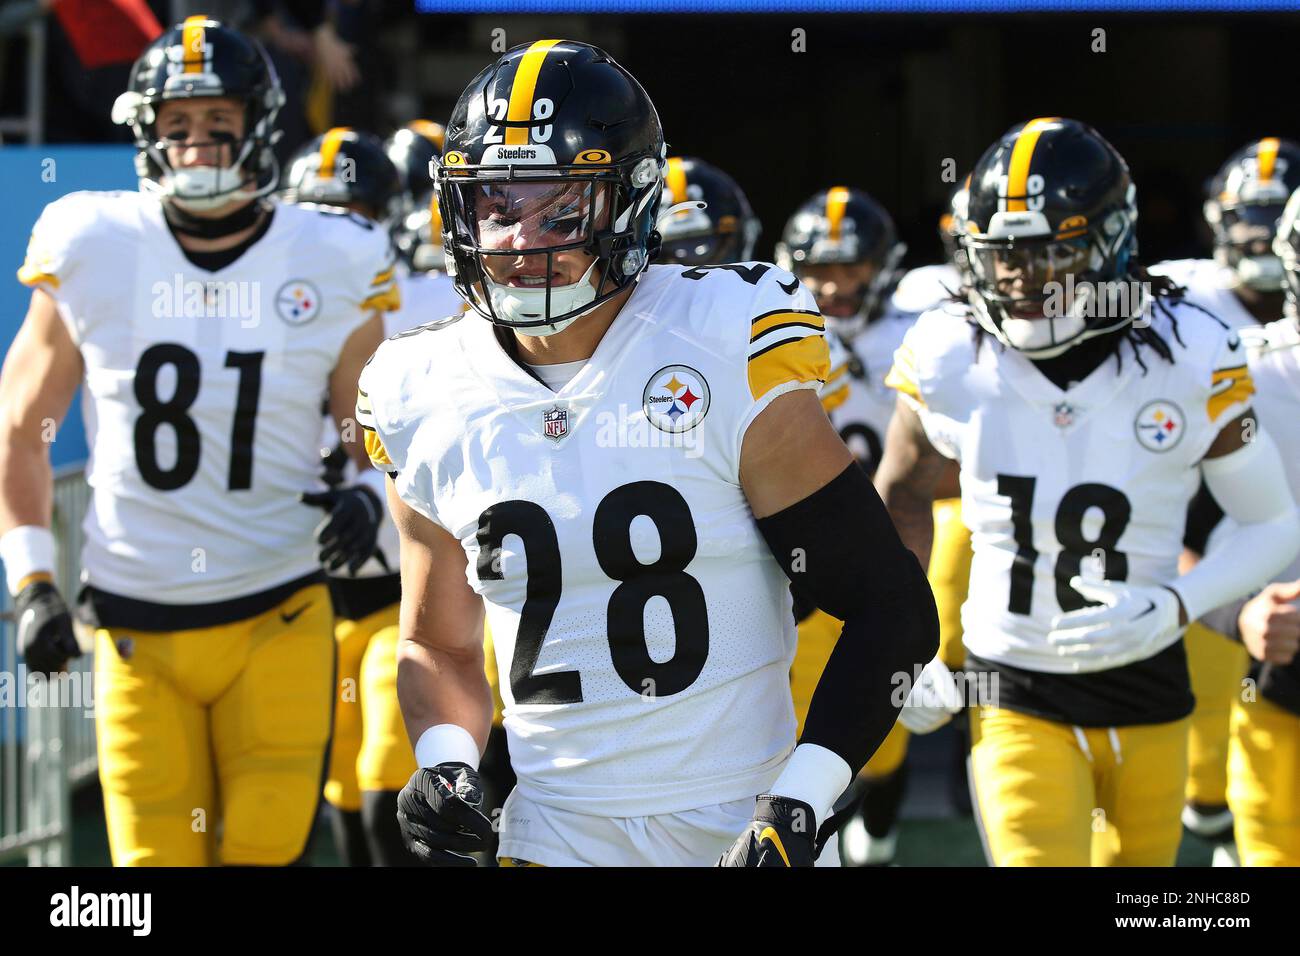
[434,39,666,336]
[657,156,761,266]
[1205,138,1300,293]
[111,15,285,211]
[962,117,1139,359]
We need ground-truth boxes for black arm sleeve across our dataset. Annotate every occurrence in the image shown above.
[756,462,940,776]
[1183,478,1225,557]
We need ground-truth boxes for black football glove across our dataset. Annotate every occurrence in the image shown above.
[300,484,382,575]
[717,794,818,867]
[15,579,81,676]
[396,763,495,866]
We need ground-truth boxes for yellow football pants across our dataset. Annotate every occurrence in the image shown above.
[1183,621,1250,806]
[324,603,417,812]
[94,583,334,866]
[930,498,973,671]
[1228,695,1300,866]
[969,707,1189,866]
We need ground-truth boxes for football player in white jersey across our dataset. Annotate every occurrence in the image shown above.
[1195,188,1300,866]
[357,40,939,868]
[385,120,467,322]
[1150,138,1300,840]
[877,117,1299,867]
[777,187,959,865]
[282,126,424,865]
[0,16,397,866]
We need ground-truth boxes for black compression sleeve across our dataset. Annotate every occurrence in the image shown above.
[756,463,940,775]
[1183,479,1225,556]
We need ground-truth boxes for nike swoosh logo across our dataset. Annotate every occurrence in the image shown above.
[758,825,792,866]
[1134,600,1156,620]
[778,277,801,296]
[281,602,313,624]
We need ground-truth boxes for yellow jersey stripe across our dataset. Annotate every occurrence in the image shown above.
[1006,117,1059,212]
[751,309,823,342]
[1257,138,1281,182]
[748,333,830,401]
[505,39,561,146]
[825,186,850,240]
[360,285,401,313]
[363,429,392,468]
[884,356,922,404]
[1207,366,1255,422]
[820,382,850,413]
[182,15,206,74]
[666,157,688,205]
[318,127,351,178]
[757,826,792,867]
[16,264,59,289]
[370,265,396,287]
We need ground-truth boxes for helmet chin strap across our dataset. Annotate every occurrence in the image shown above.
[491,258,603,337]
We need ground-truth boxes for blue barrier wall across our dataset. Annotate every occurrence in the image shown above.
[1,145,139,469]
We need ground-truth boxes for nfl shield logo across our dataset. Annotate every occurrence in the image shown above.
[1053,402,1075,428]
[542,405,569,442]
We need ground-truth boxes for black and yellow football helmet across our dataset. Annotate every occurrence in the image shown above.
[775,187,905,339]
[657,156,760,266]
[963,117,1138,358]
[1205,138,1300,293]
[434,39,666,334]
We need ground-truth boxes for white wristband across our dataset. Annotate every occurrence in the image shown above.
[414,723,481,770]
[0,525,55,596]
[769,742,853,830]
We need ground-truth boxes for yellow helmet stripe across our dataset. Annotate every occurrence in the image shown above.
[505,39,562,146]
[666,157,688,205]
[408,119,446,152]
[1006,117,1059,212]
[1257,137,1281,182]
[318,127,351,178]
[825,186,851,240]
[182,15,207,74]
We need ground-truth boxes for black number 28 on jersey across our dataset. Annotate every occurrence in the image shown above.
[476,481,709,705]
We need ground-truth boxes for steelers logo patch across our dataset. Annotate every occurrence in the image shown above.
[642,365,710,434]
[1134,400,1185,452]
[276,280,321,325]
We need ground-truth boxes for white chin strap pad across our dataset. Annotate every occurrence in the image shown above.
[488,258,601,335]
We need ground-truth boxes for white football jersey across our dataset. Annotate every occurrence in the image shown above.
[322,269,467,579]
[828,270,955,472]
[359,262,830,816]
[888,300,1255,673]
[1150,259,1266,330]
[891,263,962,315]
[18,191,397,604]
[1203,317,1300,582]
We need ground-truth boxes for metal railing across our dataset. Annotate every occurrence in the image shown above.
[0,465,93,865]
[0,15,46,144]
